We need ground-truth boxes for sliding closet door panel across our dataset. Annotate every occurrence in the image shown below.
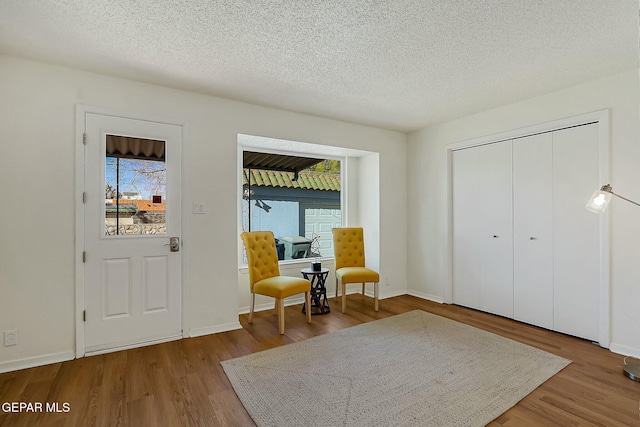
[553,124,599,341]
[452,147,481,310]
[513,133,554,329]
[477,141,514,318]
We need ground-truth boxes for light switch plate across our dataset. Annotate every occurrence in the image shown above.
[192,203,206,214]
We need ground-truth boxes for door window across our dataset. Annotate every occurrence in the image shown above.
[104,135,167,236]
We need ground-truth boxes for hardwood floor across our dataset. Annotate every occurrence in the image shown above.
[1,295,640,426]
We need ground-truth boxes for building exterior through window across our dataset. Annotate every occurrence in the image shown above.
[241,156,341,263]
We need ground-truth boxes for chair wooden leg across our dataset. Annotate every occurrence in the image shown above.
[249,293,255,324]
[335,277,339,300]
[277,298,285,334]
[374,282,379,312]
[362,283,365,295]
[305,291,312,323]
[342,282,347,313]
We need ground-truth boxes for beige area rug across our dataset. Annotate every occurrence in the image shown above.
[221,310,570,427]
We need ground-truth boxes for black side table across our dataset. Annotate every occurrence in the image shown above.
[301,267,330,315]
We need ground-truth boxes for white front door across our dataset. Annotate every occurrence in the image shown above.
[83,112,182,354]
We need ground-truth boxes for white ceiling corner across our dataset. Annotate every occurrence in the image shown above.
[0,0,637,132]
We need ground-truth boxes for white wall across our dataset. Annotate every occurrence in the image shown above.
[407,69,640,355]
[358,153,380,272]
[0,55,407,370]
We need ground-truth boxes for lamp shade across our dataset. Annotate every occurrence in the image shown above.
[585,189,612,213]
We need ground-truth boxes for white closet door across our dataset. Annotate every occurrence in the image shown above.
[477,141,514,318]
[553,124,600,341]
[513,133,554,329]
[452,146,481,310]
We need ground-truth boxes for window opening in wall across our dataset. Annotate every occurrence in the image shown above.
[242,151,341,264]
[105,135,167,236]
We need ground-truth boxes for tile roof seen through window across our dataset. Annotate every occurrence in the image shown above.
[243,169,340,191]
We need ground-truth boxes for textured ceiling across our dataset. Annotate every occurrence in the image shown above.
[0,1,637,132]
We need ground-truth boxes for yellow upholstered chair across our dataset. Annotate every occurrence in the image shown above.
[332,227,379,313]
[241,231,311,334]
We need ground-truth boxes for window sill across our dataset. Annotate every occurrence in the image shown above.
[239,257,334,274]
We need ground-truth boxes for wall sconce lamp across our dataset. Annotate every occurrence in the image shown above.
[585,184,640,213]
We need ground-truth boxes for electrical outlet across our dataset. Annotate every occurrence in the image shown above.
[385,276,390,286]
[4,330,17,346]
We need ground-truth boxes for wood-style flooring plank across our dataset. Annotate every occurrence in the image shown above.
[1,295,640,426]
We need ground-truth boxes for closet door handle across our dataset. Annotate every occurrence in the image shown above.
[493,235,499,238]
[530,237,537,240]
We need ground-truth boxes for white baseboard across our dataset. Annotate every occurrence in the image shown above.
[360,288,407,299]
[239,297,306,315]
[239,290,440,314]
[0,350,75,374]
[239,291,363,315]
[407,290,445,304]
[380,289,408,299]
[189,322,243,338]
[609,343,640,358]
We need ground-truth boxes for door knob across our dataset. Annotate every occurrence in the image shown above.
[165,237,180,252]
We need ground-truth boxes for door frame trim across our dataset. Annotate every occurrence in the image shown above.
[75,104,188,358]
[444,109,611,348]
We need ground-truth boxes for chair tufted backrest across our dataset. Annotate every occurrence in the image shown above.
[241,231,281,291]
[332,227,366,270]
